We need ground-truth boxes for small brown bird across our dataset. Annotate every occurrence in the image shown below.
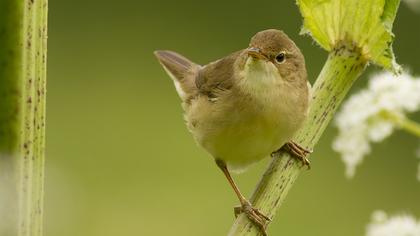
[154,29,311,235]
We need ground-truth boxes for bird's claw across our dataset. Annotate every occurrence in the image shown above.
[279,141,312,169]
[233,200,271,236]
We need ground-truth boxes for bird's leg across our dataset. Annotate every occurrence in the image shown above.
[278,141,312,169]
[215,159,271,236]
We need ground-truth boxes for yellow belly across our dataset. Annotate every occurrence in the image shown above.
[186,94,300,172]
[204,116,292,172]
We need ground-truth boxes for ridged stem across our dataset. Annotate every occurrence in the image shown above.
[0,0,48,235]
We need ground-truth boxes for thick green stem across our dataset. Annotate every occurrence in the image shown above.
[0,0,48,235]
[228,45,367,235]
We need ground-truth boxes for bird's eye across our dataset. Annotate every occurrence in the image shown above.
[275,52,286,64]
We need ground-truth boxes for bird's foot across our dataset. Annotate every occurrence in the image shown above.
[280,141,312,169]
[233,200,271,236]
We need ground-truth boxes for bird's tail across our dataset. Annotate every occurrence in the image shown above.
[154,50,200,100]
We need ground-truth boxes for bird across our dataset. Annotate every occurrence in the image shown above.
[154,29,311,235]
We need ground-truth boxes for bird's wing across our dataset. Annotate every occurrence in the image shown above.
[195,50,243,100]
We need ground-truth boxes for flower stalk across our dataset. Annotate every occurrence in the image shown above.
[398,117,420,137]
[228,0,401,235]
[0,0,48,235]
[383,111,420,137]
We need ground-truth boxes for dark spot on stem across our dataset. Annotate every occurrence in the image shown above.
[319,81,325,89]
[274,197,281,207]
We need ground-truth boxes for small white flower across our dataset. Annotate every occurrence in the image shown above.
[333,71,420,178]
[366,210,420,236]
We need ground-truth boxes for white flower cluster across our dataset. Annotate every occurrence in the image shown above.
[366,211,420,236]
[333,71,420,178]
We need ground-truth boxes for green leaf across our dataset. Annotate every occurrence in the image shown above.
[297,0,401,73]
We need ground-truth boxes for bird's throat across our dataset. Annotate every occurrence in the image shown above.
[238,58,282,95]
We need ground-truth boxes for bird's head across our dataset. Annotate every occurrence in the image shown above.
[237,29,307,89]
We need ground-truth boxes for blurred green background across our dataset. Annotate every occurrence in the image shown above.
[46,1,420,235]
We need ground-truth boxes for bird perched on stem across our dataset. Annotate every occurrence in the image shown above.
[154,29,311,235]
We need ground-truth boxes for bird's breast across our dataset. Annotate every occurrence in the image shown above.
[186,83,304,172]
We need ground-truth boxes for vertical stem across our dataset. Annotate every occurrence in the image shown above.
[0,0,48,236]
[229,45,367,236]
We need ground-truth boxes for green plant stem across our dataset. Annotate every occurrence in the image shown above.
[398,117,420,137]
[384,111,420,137]
[0,0,48,235]
[228,45,367,236]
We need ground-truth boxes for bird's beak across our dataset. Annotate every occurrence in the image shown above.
[247,47,267,60]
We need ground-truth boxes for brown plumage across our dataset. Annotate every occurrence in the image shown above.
[154,29,311,235]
